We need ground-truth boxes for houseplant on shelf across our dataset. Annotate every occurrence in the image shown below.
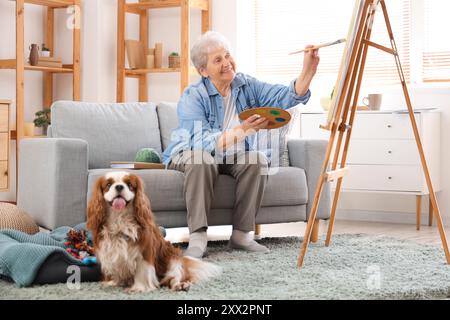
[168,52,180,68]
[33,109,51,136]
[41,43,51,57]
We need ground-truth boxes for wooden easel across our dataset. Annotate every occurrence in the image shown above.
[297,0,450,268]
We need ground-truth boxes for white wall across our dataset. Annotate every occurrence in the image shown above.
[87,0,238,103]
[1,0,449,228]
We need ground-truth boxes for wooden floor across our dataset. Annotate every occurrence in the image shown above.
[165,219,450,246]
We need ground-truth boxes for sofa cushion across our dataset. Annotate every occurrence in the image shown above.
[156,102,178,151]
[87,166,308,212]
[51,101,162,169]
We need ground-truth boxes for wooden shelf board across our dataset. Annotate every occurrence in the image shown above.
[125,67,181,75]
[126,0,208,11]
[25,65,73,73]
[125,66,198,76]
[0,59,17,69]
[22,0,74,8]
[1,60,73,73]
[11,130,47,140]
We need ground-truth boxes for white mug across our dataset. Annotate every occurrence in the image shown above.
[363,94,382,110]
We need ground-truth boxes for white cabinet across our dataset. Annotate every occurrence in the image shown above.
[299,110,441,228]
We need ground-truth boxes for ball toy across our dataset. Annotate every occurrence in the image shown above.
[135,148,161,163]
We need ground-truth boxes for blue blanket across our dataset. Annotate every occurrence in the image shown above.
[0,223,88,287]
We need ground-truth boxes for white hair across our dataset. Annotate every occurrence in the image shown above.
[190,31,231,71]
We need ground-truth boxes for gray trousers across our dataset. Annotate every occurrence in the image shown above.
[167,150,269,234]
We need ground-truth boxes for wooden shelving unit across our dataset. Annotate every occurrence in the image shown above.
[0,0,81,194]
[116,0,211,102]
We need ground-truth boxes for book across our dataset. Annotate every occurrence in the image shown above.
[110,161,165,169]
[37,61,63,68]
[39,56,62,62]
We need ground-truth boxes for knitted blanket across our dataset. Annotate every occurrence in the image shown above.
[0,223,88,287]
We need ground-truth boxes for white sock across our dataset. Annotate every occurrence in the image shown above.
[188,231,208,251]
[231,229,253,245]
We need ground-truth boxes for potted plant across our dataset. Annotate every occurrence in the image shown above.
[168,52,180,68]
[41,43,51,57]
[33,109,51,135]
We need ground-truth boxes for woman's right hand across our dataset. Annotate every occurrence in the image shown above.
[239,114,269,135]
[218,114,269,150]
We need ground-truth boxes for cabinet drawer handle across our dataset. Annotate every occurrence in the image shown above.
[388,150,392,154]
[388,176,392,180]
[387,124,392,128]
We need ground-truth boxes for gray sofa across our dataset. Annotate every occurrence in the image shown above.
[17,101,330,231]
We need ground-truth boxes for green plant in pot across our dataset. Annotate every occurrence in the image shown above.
[41,43,51,57]
[169,52,180,68]
[33,109,51,136]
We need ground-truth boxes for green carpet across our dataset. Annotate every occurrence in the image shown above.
[1,234,449,300]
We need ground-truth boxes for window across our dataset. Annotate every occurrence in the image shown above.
[254,0,449,87]
[423,0,450,82]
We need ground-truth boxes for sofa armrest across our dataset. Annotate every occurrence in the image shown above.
[287,139,331,220]
[17,138,89,230]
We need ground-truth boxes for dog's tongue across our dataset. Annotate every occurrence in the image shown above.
[112,197,126,210]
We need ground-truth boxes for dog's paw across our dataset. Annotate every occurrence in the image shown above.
[125,285,146,294]
[171,281,191,292]
[102,280,118,288]
[125,283,158,294]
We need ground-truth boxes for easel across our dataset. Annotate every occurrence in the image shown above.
[297,0,450,268]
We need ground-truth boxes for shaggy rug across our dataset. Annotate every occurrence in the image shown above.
[1,234,449,300]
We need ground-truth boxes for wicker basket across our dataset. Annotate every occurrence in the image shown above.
[0,203,40,234]
[168,55,180,69]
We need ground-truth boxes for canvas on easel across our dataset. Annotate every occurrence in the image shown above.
[324,0,366,129]
[297,0,450,268]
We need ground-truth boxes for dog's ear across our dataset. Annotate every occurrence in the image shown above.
[130,174,153,228]
[87,176,107,244]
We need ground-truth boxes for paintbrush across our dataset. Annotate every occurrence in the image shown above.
[288,38,346,55]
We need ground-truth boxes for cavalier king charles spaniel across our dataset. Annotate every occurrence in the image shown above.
[87,171,220,293]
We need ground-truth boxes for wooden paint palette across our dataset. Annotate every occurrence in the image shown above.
[238,107,291,129]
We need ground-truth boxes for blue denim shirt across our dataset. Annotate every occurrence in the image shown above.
[162,72,311,165]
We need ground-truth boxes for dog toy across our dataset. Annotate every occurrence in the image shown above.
[135,147,161,163]
[82,256,97,266]
[64,228,97,265]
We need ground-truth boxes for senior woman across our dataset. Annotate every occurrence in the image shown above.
[162,31,319,259]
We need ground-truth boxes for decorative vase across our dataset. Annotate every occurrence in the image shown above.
[29,44,39,66]
[146,54,155,69]
[24,122,35,137]
[154,43,163,68]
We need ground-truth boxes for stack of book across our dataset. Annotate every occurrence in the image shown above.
[37,56,62,68]
[110,161,165,169]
